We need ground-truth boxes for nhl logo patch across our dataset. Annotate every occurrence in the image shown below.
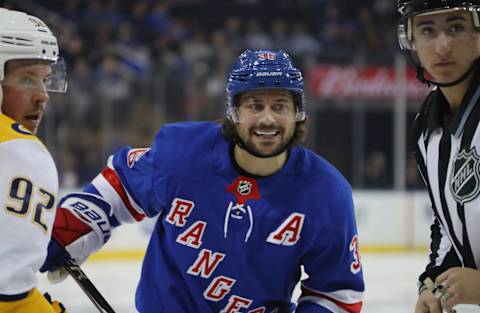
[450,147,480,205]
[226,176,260,204]
[237,180,252,195]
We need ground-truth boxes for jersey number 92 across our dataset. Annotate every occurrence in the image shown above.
[3,176,56,233]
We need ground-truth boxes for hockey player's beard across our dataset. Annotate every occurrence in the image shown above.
[235,126,294,158]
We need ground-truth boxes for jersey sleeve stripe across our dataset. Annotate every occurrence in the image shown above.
[435,220,456,266]
[96,167,145,222]
[299,285,363,313]
[298,296,356,313]
[91,173,138,224]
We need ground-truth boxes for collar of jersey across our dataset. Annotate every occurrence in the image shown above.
[214,135,302,197]
[425,65,480,138]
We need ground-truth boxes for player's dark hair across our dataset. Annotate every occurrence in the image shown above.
[220,117,308,148]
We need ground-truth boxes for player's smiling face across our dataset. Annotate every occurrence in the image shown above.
[235,89,296,157]
[1,59,52,134]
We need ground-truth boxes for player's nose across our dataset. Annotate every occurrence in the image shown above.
[257,108,276,125]
[434,31,453,55]
[33,84,49,103]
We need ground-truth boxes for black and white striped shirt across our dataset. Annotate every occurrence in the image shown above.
[413,71,480,284]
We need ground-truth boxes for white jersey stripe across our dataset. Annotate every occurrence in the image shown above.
[300,284,363,303]
[445,136,464,247]
[423,130,464,263]
[106,158,145,218]
[298,296,352,313]
[92,174,136,224]
[92,171,145,224]
[435,222,454,267]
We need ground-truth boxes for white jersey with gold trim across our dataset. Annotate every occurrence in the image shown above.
[0,114,58,295]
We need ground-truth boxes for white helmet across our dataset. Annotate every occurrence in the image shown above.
[0,8,67,92]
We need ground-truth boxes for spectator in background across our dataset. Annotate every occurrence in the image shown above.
[5,0,403,188]
[270,18,290,50]
[363,150,390,188]
[244,18,273,50]
[289,22,322,67]
[405,155,423,190]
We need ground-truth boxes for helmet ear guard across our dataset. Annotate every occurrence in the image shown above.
[225,49,306,123]
[397,18,414,50]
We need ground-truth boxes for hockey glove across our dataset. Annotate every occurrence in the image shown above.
[40,193,112,281]
[43,292,67,313]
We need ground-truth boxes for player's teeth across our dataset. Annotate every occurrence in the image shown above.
[256,131,276,135]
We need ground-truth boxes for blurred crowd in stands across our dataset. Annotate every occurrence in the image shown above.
[1,0,424,189]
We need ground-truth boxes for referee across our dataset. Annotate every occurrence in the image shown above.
[397,0,480,312]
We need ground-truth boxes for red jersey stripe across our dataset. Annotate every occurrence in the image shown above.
[301,286,362,313]
[101,167,145,222]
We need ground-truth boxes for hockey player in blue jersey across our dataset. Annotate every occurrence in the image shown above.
[41,49,364,312]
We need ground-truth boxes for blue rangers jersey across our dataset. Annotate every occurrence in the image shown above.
[81,122,364,313]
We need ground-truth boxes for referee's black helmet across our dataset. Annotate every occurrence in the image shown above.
[397,0,480,17]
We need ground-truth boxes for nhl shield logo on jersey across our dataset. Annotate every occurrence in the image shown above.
[237,180,252,195]
[226,176,260,204]
[450,147,480,205]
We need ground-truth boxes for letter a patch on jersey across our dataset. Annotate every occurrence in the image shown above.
[266,212,305,246]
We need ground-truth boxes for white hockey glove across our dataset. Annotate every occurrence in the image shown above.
[40,193,113,283]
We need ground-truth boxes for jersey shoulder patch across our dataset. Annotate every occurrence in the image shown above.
[0,114,38,144]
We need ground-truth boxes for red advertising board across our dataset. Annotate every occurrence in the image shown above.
[308,65,430,100]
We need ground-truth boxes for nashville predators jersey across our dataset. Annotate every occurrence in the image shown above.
[0,114,58,297]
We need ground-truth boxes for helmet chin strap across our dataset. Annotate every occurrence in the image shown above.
[416,57,480,87]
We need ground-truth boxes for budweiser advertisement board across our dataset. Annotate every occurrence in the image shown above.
[308,65,430,100]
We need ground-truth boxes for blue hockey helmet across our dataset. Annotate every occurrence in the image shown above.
[226,49,306,123]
